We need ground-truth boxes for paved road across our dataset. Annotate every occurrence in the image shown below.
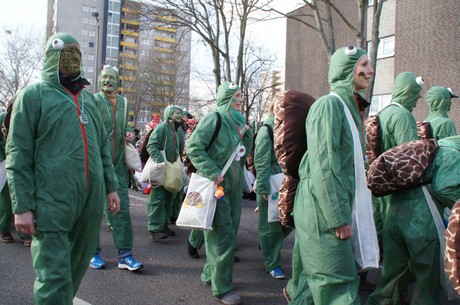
[1,189,459,305]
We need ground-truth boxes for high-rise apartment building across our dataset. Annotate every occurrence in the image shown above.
[46,0,191,129]
[285,0,460,130]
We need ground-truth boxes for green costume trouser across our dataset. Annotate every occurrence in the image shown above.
[0,183,13,233]
[32,189,103,305]
[286,238,313,305]
[170,188,183,220]
[201,188,242,297]
[103,172,133,251]
[147,185,175,232]
[189,229,204,249]
[294,180,360,305]
[366,191,440,305]
[0,183,29,240]
[256,194,292,271]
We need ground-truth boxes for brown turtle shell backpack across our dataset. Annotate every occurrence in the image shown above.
[445,199,460,295]
[367,139,438,197]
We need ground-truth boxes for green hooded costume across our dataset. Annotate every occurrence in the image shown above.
[6,32,118,304]
[293,46,368,305]
[186,82,253,298]
[366,73,441,304]
[146,105,185,233]
[254,114,292,273]
[424,86,457,140]
[93,66,135,256]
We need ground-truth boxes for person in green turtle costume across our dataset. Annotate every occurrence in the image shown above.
[424,86,457,140]
[366,134,460,304]
[367,72,428,304]
[6,32,120,305]
[293,46,374,304]
[147,104,185,239]
[186,82,253,305]
[91,65,143,271]
[366,73,446,304]
[253,100,292,279]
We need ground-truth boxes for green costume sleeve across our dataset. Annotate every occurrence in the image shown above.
[6,86,41,213]
[306,96,352,229]
[146,123,166,163]
[242,125,254,164]
[186,113,224,182]
[429,147,460,207]
[123,97,134,134]
[254,123,273,195]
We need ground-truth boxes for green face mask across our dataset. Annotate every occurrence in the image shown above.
[59,44,82,78]
[99,69,118,93]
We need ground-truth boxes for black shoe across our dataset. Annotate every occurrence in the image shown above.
[150,231,169,240]
[234,255,240,263]
[0,232,14,243]
[162,226,176,236]
[170,217,177,225]
[187,240,200,259]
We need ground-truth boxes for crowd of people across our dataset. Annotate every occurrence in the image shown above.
[0,32,459,305]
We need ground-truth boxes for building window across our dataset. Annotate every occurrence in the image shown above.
[82,5,89,12]
[87,66,94,73]
[367,35,395,59]
[88,55,94,61]
[82,17,89,24]
[369,94,391,115]
[81,29,88,36]
[89,42,95,48]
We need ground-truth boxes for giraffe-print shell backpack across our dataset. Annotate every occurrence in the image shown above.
[367,139,438,197]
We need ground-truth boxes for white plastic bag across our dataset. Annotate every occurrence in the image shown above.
[176,144,239,231]
[139,157,165,186]
[268,173,284,223]
[176,173,217,230]
[124,143,142,171]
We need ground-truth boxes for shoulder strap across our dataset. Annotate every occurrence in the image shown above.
[205,112,222,151]
[123,97,128,133]
[261,123,273,144]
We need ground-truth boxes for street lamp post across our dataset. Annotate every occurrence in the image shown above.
[92,11,100,93]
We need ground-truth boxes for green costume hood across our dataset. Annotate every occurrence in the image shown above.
[329,46,367,94]
[42,32,83,86]
[390,72,424,112]
[216,82,240,112]
[426,86,452,117]
[163,105,181,121]
[97,65,121,91]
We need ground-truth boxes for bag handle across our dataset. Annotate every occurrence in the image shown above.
[220,144,239,176]
[123,97,128,134]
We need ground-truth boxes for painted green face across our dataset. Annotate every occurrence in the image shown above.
[59,44,82,78]
[170,108,182,122]
[99,69,118,93]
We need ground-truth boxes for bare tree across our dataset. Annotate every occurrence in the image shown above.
[134,0,267,91]
[0,27,44,108]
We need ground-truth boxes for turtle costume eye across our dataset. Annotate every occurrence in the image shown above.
[416,77,424,86]
[52,39,65,50]
[344,45,357,56]
[229,82,238,90]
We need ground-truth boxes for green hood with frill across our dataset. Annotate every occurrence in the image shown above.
[329,46,368,95]
[426,86,452,117]
[97,65,121,92]
[41,32,84,86]
[163,104,181,121]
[390,72,423,112]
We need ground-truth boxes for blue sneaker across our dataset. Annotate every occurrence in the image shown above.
[118,255,143,271]
[269,267,285,279]
[89,254,105,269]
